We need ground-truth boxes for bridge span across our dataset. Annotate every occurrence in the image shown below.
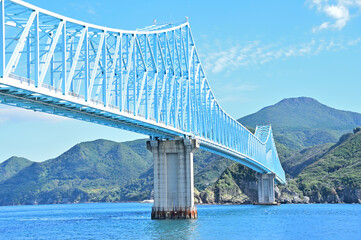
[0,0,285,219]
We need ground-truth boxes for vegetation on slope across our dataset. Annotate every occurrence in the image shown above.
[204,128,361,204]
[0,139,233,205]
[291,128,361,203]
[199,164,257,204]
[238,97,361,149]
[282,143,333,177]
[0,157,33,183]
[0,139,154,205]
[2,97,361,205]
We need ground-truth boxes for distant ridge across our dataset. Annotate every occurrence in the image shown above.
[0,139,230,205]
[199,128,361,204]
[1,97,361,206]
[240,97,361,130]
[288,129,361,203]
[0,157,33,183]
[238,97,361,149]
[0,139,154,205]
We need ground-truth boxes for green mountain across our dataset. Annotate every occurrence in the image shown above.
[0,157,33,183]
[0,138,232,205]
[193,151,232,191]
[198,164,257,204]
[282,143,333,177]
[238,97,361,149]
[2,97,361,206]
[290,128,361,203]
[0,139,154,205]
[199,98,361,204]
[202,128,361,204]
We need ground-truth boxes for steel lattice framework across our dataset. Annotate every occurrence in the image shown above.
[0,0,286,184]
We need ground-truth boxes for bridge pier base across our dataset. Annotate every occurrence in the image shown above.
[147,138,199,219]
[257,173,277,205]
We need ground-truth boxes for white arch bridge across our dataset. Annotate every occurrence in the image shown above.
[0,0,285,219]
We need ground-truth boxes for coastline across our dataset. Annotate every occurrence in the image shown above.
[1,200,360,207]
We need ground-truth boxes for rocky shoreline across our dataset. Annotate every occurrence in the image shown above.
[195,185,361,205]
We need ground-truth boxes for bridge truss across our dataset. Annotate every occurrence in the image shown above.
[0,0,286,184]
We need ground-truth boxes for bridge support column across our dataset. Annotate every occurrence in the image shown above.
[147,138,199,219]
[257,173,277,205]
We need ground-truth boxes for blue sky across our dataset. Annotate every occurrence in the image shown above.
[1,0,361,162]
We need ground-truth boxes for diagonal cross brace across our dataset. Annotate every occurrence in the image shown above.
[5,11,36,77]
[107,34,121,106]
[38,21,64,87]
[121,36,135,110]
[88,32,105,99]
[65,28,86,93]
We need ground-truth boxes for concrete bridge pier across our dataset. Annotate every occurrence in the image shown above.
[147,138,199,219]
[257,173,277,205]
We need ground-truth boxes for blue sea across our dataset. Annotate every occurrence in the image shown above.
[0,203,360,240]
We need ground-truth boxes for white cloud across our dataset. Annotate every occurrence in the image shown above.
[200,38,355,74]
[309,0,361,31]
[87,9,96,15]
[347,37,361,45]
[312,22,330,32]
